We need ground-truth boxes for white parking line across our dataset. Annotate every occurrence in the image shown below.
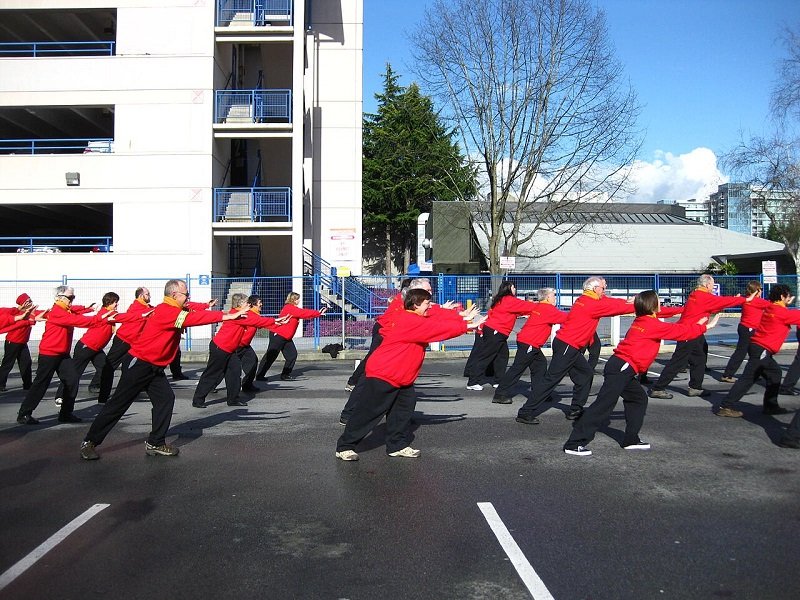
[0,503,110,592]
[477,502,555,600]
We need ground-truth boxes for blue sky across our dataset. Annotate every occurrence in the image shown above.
[363,0,800,201]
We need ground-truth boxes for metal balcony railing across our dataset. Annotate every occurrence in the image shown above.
[216,0,293,26]
[214,89,292,123]
[0,41,116,57]
[0,237,113,253]
[214,187,292,222]
[0,138,114,155]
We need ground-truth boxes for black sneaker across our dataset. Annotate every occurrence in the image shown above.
[515,414,540,425]
[492,396,512,404]
[564,446,592,456]
[566,407,583,420]
[227,400,248,406]
[80,441,99,460]
[191,401,207,408]
[58,414,83,423]
[16,414,39,425]
[622,439,651,450]
[778,437,800,449]
[280,374,297,381]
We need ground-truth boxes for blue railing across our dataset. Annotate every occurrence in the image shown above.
[0,237,112,253]
[213,187,292,222]
[0,41,115,57]
[216,0,293,26]
[214,89,292,123]
[0,138,113,155]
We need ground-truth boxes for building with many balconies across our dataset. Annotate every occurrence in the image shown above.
[0,0,363,282]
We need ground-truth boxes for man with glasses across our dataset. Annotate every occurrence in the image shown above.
[80,279,249,460]
[517,276,633,424]
[17,286,102,425]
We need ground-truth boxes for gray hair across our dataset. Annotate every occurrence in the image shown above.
[164,279,185,295]
[697,274,714,287]
[403,277,432,299]
[537,287,556,302]
[55,285,74,297]
[582,276,605,292]
[231,293,248,308]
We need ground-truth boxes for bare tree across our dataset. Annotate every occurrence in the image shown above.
[411,0,642,274]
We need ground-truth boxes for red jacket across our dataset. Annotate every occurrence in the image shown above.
[271,303,323,340]
[38,302,103,357]
[213,308,279,353]
[80,307,149,352]
[2,307,47,343]
[739,296,771,329]
[485,295,538,336]
[751,302,800,355]
[376,294,404,325]
[516,302,568,347]
[368,309,468,387]
[239,308,281,347]
[614,315,707,374]
[678,288,745,324]
[115,297,154,344]
[129,299,225,366]
[556,292,632,349]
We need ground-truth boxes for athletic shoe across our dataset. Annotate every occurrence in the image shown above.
[145,442,180,456]
[280,374,297,381]
[492,383,499,388]
[466,384,484,391]
[492,396,512,404]
[54,397,63,406]
[687,387,711,397]
[564,446,592,456]
[515,415,540,425]
[338,418,348,426]
[763,406,791,415]
[622,439,651,450]
[344,384,355,392]
[648,389,673,399]
[87,384,101,393]
[716,407,743,418]
[388,446,421,458]
[335,449,359,461]
[57,414,82,424]
[778,437,800,449]
[80,441,99,460]
[720,376,736,383]
[16,414,39,425]
[566,407,583,420]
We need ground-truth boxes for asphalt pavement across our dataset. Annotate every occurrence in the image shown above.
[0,342,798,600]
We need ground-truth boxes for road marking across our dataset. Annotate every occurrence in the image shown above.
[0,503,110,592]
[477,502,555,600]
[708,352,732,360]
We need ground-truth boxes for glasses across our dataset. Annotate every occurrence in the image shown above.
[60,294,76,301]
[174,291,190,299]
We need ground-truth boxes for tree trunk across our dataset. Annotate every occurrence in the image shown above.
[384,225,393,275]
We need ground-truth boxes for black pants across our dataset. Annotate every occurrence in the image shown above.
[55,341,105,402]
[170,347,184,377]
[723,324,754,378]
[18,354,78,418]
[84,357,175,447]
[720,343,782,411]
[0,341,32,388]
[336,377,416,454]
[586,333,601,371]
[238,345,259,389]
[522,337,594,416]
[347,322,382,386]
[256,333,297,378]
[193,341,239,404]
[565,355,648,449]
[652,335,707,391]
[494,343,546,400]
[466,327,508,386]
[782,328,800,389]
[92,336,132,402]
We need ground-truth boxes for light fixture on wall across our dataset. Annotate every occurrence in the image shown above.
[65,172,80,186]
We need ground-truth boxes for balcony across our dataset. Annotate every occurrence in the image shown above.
[0,138,113,155]
[214,90,292,136]
[0,41,116,57]
[213,187,291,224]
[216,0,293,27]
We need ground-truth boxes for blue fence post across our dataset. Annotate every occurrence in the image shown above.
[313,273,320,350]
[555,272,562,306]
[185,273,192,351]
[437,273,445,305]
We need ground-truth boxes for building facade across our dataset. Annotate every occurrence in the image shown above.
[709,183,793,238]
[0,0,363,283]
[657,198,711,225]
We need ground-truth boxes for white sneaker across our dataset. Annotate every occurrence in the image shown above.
[388,446,421,458]
[492,384,499,388]
[623,439,651,450]
[335,449,359,461]
[54,397,63,406]
[344,384,355,392]
[466,384,484,391]
[564,446,592,456]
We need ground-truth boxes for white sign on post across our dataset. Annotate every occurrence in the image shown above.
[762,260,778,284]
[499,256,516,270]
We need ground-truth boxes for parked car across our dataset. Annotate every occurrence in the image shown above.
[16,246,61,253]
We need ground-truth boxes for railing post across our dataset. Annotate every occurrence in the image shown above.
[610,315,621,347]
[555,272,562,305]
[340,275,346,349]
[313,273,320,350]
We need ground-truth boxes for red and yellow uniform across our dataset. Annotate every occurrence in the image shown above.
[516,302,568,347]
[556,291,632,349]
[614,315,708,374]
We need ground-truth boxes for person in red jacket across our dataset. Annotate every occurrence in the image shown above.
[563,290,718,456]
[716,283,800,422]
[649,274,756,399]
[720,280,771,383]
[17,286,102,425]
[53,292,151,409]
[80,279,249,460]
[466,280,537,390]
[492,287,567,405]
[237,294,279,393]
[192,293,288,408]
[0,293,38,392]
[335,288,486,461]
[520,276,633,423]
[255,292,327,381]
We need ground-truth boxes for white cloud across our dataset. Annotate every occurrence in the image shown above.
[620,147,728,203]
